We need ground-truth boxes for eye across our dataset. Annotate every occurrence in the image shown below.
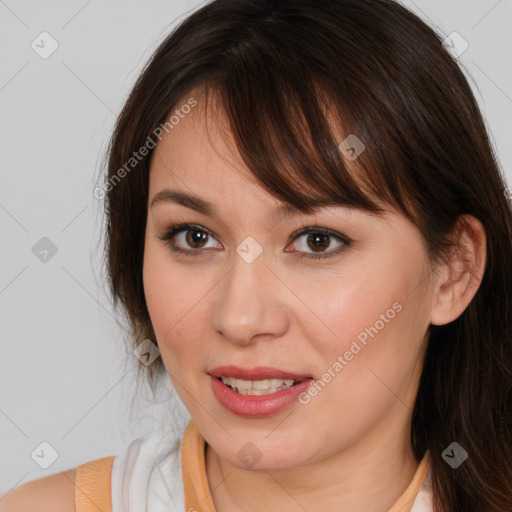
[158,223,351,259]
[287,226,350,259]
[158,223,221,256]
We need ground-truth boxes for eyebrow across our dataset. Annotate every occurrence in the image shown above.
[150,188,311,219]
[149,188,384,223]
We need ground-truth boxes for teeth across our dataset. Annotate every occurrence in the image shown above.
[220,376,299,394]
[234,378,252,390]
[252,379,270,390]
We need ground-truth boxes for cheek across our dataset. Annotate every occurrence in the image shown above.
[291,278,426,450]
[142,241,214,368]
[294,264,406,361]
[295,246,430,390]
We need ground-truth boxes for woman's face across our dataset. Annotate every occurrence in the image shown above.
[143,95,438,471]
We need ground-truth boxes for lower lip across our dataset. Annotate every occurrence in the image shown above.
[211,376,313,417]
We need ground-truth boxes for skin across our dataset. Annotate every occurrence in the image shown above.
[142,90,487,512]
[0,469,75,512]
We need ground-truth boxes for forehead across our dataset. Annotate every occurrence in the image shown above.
[150,92,250,182]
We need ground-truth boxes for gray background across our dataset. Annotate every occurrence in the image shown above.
[0,0,511,494]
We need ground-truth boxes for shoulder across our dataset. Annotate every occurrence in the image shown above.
[0,469,76,512]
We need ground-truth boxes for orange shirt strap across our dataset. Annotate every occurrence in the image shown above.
[182,421,216,512]
[75,455,115,512]
[388,451,432,512]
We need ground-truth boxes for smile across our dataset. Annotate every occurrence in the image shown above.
[209,366,314,417]
[220,376,302,395]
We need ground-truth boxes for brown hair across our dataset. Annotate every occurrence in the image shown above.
[99,0,512,510]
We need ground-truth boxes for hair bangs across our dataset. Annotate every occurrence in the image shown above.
[195,49,397,219]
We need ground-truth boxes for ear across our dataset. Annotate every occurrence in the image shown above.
[430,214,487,326]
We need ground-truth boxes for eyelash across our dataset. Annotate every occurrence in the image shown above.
[157,222,351,260]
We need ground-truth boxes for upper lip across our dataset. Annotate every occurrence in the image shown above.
[208,365,312,381]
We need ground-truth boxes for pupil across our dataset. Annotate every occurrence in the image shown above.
[187,230,207,248]
[308,233,329,252]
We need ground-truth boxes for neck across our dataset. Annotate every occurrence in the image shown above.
[205,408,421,512]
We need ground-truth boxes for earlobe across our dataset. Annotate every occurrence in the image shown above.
[430,215,487,326]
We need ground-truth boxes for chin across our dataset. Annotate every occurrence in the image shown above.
[208,426,317,472]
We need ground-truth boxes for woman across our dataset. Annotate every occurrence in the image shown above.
[4,0,511,511]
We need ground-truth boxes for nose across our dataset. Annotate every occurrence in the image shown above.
[211,247,289,347]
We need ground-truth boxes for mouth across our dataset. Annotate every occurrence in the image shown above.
[208,366,314,417]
